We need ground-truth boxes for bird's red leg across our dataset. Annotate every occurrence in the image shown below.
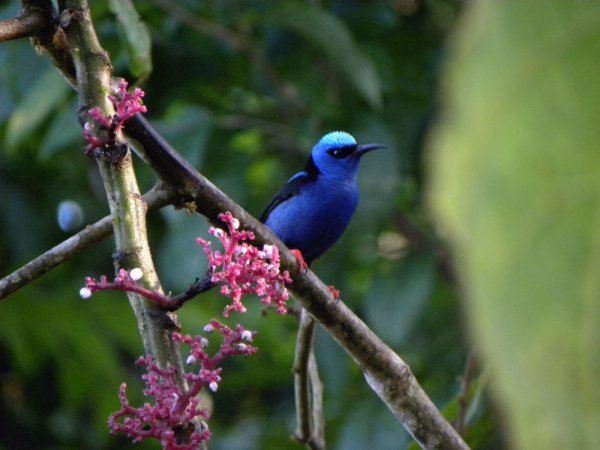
[290,250,339,299]
[327,285,341,299]
[290,249,309,273]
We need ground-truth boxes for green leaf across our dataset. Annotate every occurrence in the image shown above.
[429,3,600,449]
[39,99,81,160]
[5,68,70,153]
[264,1,382,108]
[152,104,212,167]
[108,0,152,81]
[364,252,435,345]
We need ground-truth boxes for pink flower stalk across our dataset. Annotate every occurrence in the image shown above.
[83,78,147,154]
[198,212,293,317]
[109,78,147,130]
[109,321,257,449]
[80,268,176,309]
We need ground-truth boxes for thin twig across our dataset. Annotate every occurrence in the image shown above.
[308,350,325,447]
[0,186,174,300]
[293,309,326,449]
[455,350,477,435]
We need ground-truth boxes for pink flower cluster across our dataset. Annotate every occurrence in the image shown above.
[174,320,257,392]
[109,321,256,449]
[80,214,291,447]
[84,78,147,154]
[80,213,293,314]
[198,212,293,317]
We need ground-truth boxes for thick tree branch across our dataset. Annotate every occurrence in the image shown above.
[57,0,186,383]
[0,186,174,300]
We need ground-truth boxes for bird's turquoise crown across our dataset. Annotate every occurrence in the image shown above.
[319,131,356,147]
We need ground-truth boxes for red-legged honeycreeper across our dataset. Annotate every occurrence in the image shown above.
[260,131,386,265]
[171,131,385,304]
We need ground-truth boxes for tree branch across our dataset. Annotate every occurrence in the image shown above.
[0,0,54,42]
[293,309,326,450]
[0,186,174,300]
[57,0,186,382]
[0,1,76,86]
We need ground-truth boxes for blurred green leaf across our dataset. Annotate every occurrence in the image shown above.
[429,3,600,449]
[39,100,81,160]
[364,252,435,344]
[5,69,70,154]
[263,1,382,108]
[152,104,212,167]
[231,129,264,155]
[108,0,152,81]
[156,206,210,290]
[334,400,410,450]
[0,284,139,426]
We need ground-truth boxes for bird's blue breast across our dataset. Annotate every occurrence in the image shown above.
[264,176,359,263]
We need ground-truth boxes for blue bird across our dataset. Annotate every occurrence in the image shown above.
[260,131,386,266]
[172,131,385,305]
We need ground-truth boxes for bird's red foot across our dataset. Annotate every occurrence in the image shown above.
[327,285,341,299]
[291,249,309,273]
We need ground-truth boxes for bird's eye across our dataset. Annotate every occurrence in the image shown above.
[327,145,356,159]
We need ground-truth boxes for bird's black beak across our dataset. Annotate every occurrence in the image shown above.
[355,143,387,156]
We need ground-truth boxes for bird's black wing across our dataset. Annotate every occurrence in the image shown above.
[259,155,321,223]
[259,172,311,223]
